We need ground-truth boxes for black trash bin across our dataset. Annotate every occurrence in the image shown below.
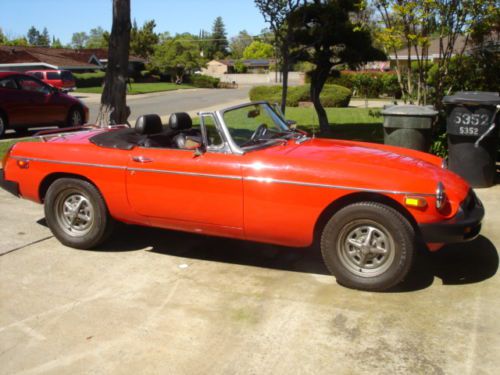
[443,92,500,188]
[381,105,438,152]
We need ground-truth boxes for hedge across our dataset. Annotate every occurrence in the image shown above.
[190,75,220,88]
[73,71,105,88]
[249,84,352,107]
[305,71,402,99]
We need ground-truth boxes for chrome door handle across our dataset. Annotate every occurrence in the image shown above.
[132,156,153,163]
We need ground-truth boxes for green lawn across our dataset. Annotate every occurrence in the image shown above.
[76,82,194,95]
[0,138,39,162]
[285,107,384,143]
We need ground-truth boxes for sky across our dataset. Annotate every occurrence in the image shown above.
[0,0,268,44]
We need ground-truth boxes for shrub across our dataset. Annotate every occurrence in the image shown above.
[190,75,220,88]
[249,84,352,107]
[73,71,105,88]
[249,85,282,104]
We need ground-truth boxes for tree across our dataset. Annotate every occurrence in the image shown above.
[243,40,274,59]
[99,0,131,126]
[51,36,63,48]
[229,30,253,58]
[255,0,302,114]
[209,17,228,58]
[149,34,206,83]
[71,32,88,49]
[27,26,41,45]
[5,37,29,46]
[0,28,6,44]
[288,0,384,134]
[39,27,50,46]
[86,27,109,48]
[373,0,495,106]
[130,19,159,58]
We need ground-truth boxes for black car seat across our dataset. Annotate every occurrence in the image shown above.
[168,112,201,149]
[135,114,163,135]
[134,114,165,148]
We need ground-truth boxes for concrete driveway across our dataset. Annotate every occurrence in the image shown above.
[0,186,499,375]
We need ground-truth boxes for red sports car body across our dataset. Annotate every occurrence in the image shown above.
[0,102,484,291]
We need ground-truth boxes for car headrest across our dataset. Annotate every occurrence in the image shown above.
[169,112,192,131]
[135,114,163,135]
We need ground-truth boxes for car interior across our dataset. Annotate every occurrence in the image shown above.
[89,112,203,151]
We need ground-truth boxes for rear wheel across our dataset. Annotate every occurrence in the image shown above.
[66,107,84,127]
[44,178,114,249]
[321,202,416,291]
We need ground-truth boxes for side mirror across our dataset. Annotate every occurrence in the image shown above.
[286,120,297,130]
[247,109,260,118]
[193,145,206,157]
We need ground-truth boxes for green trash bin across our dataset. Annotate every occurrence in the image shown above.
[381,105,438,152]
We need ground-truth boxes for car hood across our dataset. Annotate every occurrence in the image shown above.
[246,138,469,199]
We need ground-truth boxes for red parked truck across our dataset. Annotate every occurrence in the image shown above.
[0,102,484,291]
[26,70,76,92]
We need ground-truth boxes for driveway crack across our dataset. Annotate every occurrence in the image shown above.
[0,236,54,256]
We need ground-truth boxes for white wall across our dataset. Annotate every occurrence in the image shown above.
[210,72,305,86]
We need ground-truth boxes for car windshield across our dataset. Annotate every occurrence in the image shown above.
[222,103,292,148]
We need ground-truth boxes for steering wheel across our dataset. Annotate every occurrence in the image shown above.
[250,124,268,142]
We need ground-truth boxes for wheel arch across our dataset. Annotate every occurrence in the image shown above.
[0,107,8,125]
[39,172,99,203]
[313,192,419,245]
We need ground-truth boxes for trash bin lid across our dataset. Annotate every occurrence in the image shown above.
[381,104,438,117]
[443,91,500,106]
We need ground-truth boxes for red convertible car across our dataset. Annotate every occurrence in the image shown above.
[0,102,484,291]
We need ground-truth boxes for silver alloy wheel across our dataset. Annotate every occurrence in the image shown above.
[71,110,82,126]
[337,219,395,277]
[55,190,94,237]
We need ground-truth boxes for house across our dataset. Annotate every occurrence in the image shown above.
[387,35,500,67]
[202,59,275,75]
[0,46,146,73]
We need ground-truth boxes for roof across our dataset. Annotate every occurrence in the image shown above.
[0,46,146,70]
[389,35,469,60]
[215,59,275,67]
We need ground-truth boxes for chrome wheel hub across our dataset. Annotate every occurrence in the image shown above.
[338,220,395,277]
[56,192,94,237]
[71,111,82,126]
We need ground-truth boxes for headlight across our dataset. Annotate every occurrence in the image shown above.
[436,182,446,209]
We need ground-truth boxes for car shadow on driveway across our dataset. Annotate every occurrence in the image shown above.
[393,235,499,292]
[96,225,498,292]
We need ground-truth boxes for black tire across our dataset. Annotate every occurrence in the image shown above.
[65,107,84,127]
[320,202,416,291]
[0,112,7,138]
[44,178,114,249]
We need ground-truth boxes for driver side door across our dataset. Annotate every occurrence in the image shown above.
[126,144,244,239]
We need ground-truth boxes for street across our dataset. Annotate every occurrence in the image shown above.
[80,86,251,123]
[0,185,498,374]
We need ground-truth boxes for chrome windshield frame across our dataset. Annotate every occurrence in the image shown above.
[214,101,292,155]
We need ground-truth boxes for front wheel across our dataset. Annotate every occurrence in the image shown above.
[44,178,114,249]
[321,202,416,291]
[66,107,84,127]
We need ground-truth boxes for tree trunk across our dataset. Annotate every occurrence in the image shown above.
[280,46,289,114]
[98,0,131,126]
[310,65,331,135]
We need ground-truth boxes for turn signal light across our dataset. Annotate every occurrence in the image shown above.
[16,160,30,169]
[404,196,427,208]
